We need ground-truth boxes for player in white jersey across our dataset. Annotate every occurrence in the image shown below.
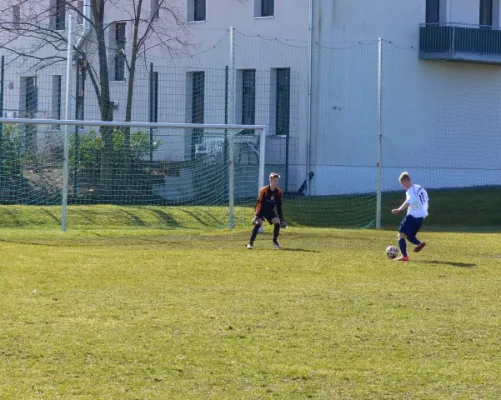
[391,171,429,262]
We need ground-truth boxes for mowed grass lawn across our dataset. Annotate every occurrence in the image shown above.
[1,226,501,399]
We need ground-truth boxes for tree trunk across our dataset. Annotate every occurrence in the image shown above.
[123,3,143,190]
[124,51,137,176]
[94,3,114,202]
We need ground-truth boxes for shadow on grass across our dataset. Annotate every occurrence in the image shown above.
[177,209,215,227]
[41,208,61,224]
[145,208,180,228]
[280,248,320,253]
[122,210,147,226]
[421,260,476,268]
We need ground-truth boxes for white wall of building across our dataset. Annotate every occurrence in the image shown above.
[4,0,501,197]
[2,0,311,192]
[310,0,501,195]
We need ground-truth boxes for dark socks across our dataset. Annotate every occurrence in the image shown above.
[407,235,420,246]
[273,223,280,243]
[249,224,261,244]
[398,238,407,257]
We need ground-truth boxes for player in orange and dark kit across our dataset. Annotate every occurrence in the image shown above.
[246,172,287,249]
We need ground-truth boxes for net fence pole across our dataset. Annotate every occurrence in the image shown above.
[259,127,266,193]
[306,0,314,196]
[228,26,236,228]
[376,37,383,230]
[62,14,74,232]
[0,55,4,180]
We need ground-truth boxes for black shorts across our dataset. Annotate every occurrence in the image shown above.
[257,211,278,224]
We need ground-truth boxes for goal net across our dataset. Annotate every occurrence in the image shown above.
[0,118,265,230]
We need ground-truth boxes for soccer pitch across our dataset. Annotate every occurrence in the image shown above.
[1,226,501,399]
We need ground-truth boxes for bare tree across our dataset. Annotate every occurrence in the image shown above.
[0,0,190,199]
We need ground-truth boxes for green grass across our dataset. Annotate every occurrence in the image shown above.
[1,227,501,399]
[0,188,500,398]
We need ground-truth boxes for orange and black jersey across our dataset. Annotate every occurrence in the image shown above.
[255,185,283,219]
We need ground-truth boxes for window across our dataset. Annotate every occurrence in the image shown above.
[114,23,126,81]
[75,62,85,122]
[51,75,62,128]
[50,0,66,30]
[275,68,290,136]
[261,0,274,17]
[12,4,20,28]
[151,0,159,19]
[241,70,256,126]
[190,72,204,158]
[255,0,274,17]
[480,0,493,27]
[20,76,38,150]
[150,71,159,123]
[188,0,206,22]
[425,0,440,24]
[21,76,38,118]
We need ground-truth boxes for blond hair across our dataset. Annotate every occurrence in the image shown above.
[399,171,411,182]
[269,172,280,180]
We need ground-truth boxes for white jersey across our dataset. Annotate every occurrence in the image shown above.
[405,184,429,218]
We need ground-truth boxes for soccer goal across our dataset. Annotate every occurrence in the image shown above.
[0,118,266,231]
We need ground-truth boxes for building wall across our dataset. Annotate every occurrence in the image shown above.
[2,0,311,193]
[311,0,501,195]
[4,0,501,198]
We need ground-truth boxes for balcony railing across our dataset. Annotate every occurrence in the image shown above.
[419,23,501,64]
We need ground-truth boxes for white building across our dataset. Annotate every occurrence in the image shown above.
[310,0,501,194]
[2,0,501,197]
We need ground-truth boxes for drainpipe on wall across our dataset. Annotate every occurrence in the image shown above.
[75,0,92,54]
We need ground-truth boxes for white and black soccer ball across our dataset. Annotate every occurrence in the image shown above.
[386,245,398,259]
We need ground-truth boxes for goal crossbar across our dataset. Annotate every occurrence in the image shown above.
[0,118,266,131]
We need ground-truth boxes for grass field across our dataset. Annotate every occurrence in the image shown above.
[1,224,501,399]
[1,188,500,399]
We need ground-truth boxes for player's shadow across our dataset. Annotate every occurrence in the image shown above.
[279,248,320,253]
[421,260,476,268]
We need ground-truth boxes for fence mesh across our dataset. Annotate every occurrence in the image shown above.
[1,20,501,229]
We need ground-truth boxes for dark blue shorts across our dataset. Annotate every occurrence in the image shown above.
[399,215,424,237]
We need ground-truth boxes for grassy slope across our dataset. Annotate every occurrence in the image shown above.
[0,187,499,230]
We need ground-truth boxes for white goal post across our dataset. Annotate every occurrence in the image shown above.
[0,117,267,231]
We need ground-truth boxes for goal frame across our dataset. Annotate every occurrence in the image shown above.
[0,117,267,231]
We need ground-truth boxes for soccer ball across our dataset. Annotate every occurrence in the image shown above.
[386,245,398,259]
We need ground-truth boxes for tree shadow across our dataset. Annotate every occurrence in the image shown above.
[421,260,476,268]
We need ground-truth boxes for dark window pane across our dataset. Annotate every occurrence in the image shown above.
[261,0,274,17]
[56,0,65,29]
[241,70,256,126]
[114,23,126,81]
[480,0,493,27]
[194,0,206,21]
[276,68,290,137]
[191,72,205,158]
[425,0,440,24]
